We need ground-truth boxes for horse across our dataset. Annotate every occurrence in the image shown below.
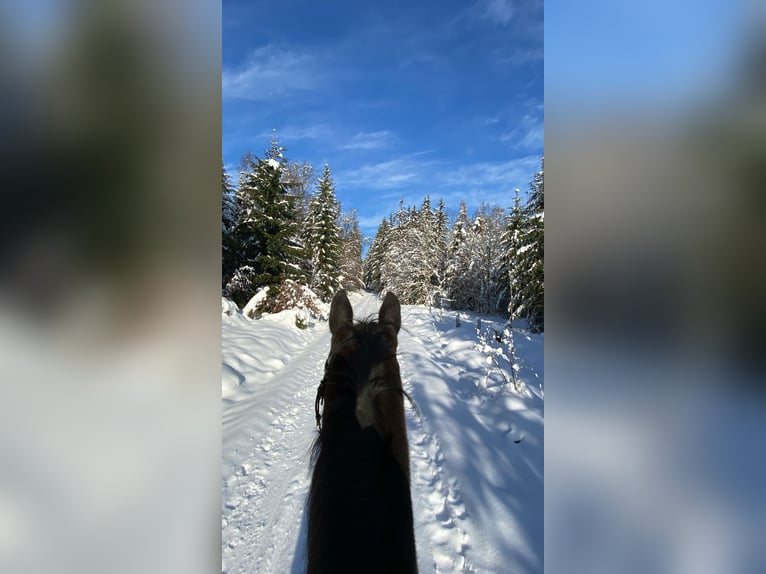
[307,290,418,574]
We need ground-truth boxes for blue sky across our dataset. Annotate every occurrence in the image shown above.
[545,0,742,114]
[222,0,543,238]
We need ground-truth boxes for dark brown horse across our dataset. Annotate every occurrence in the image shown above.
[308,290,417,574]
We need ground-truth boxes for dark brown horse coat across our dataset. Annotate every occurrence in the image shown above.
[307,291,417,574]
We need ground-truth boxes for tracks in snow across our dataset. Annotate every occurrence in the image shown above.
[222,329,329,574]
[400,322,476,573]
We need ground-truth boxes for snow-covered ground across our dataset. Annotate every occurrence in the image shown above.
[222,291,544,573]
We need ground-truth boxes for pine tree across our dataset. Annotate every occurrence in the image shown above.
[474,205,509,314]
[370,197,446,306]
[282,160,314,228]
[445,202,472,309]
[435,198,449,289]
[508,158,544,332]
[364,218,392,292]
[502,188,524,315]
[306,164,342,302]
[382,207,420,304]
[222,160,239,290]
[339,210,364,292]
[224,144,305,305]
[414,196,447,305]
[282,158,315,280]
[442,202,509,313]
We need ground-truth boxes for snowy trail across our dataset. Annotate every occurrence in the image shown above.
[222,327,325,573]
[399,309,543,573]
[221,294,381,573]
[222,292,543,573]
[399,321,476,573]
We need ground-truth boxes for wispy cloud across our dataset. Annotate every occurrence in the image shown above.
[222,45,321,100]
[336,155,436,190]
[519,123,544,150]
[341,131,396,150]
[257,124,334,142]
[494,46,544,67]
[499,114,544,151]
[481,0,515,26]
[337,153,538,215]
[478,115,502,126]
[441,155,539,192]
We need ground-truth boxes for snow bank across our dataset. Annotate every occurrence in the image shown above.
[221,297,240,317]
[241,286,271,318]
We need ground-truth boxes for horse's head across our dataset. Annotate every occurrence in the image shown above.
[318,290,404,438]
[329,289,400,362]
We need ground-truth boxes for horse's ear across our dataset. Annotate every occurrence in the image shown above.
[379,292,401,333]
[329,290,353,335]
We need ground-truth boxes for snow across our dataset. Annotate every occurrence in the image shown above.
[222,291,543,573]
[241,287,270,318]
[267,158,281,170]
[222,297,240,317]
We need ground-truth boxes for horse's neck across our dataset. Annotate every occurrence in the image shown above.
[308,415,417,574]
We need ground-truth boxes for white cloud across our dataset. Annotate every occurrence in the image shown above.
[440,156,540,194]
[479,115,502,126]
[520,123,544,150]
[222,45,320,100]
[337,152,538,199]
[336,155,434,190]
[482,0,515,26]
[341,131,396,150]
[499,114,544,151]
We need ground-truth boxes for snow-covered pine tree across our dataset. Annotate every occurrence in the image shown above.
[444,202,472,309]
[223,156,261,305]
[338,210,364,292]
[222,160,239,290]
[306,164,342,302]
[418,196,437,296]
[379,215,403,298]
[225,144,305,305]
[363,218,392,292]
[413,196,445,305]
[502,188,524,316]
[282,160,314,230]
[373,197,445,306]
[378,201,409,298]
[443,202,509,313]
[434,198,449,293]
[473,205,509,314]
[379,201,419,304]
[281,159,315,281]
[508,158,544,332]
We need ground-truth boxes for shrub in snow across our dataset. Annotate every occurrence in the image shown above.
[224,266,258,307]
[243,280,326,320]
[270,280,325,318]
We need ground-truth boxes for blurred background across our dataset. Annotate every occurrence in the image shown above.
[0,1,220,573]
[546,1,766,573]
[1,0,764,572]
